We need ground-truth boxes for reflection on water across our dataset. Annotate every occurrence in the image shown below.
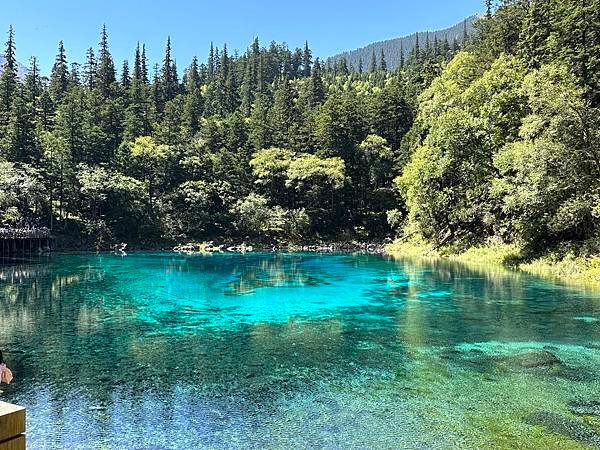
[0,252,600,449]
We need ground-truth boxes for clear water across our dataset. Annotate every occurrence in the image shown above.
[1,252,600,449]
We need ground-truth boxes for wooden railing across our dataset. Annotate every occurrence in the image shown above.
[0,402,25,450]
[0,228,51,240]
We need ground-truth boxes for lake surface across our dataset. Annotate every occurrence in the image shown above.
[1,252,600,449]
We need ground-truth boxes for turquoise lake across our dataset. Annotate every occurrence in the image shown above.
[1,252,600,449]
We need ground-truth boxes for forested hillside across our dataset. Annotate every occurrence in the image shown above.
[0,19,466,247]
[327,15,478,72]
[1,0,599,261]
[395,0,600,273]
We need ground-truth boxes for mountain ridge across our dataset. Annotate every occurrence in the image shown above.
[327,14,481,71]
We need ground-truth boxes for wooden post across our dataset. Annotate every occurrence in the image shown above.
[0,402,25,450]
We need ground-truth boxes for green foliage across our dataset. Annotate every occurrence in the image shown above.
[0,160,47,226]
[1,4,597,255]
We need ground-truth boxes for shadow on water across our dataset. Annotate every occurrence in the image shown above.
[1,252,600,448]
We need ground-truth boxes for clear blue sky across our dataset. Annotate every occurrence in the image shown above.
[2,0,483,74]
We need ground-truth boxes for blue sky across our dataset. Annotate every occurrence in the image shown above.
[2,0,483,74]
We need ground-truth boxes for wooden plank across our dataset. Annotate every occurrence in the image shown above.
[0,402,25,443]
[0,435,25,450]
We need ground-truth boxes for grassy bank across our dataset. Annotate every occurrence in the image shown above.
[386,240,600,287]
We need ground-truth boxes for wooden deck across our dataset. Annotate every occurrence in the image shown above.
[0,228,53,257]
[0,402,25,450]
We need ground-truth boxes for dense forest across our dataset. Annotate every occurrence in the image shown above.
[1,0,599,258]
[327,15,477,72]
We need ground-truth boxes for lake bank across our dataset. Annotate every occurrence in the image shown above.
[385,240,600,289]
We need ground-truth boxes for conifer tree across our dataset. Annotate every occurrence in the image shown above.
[208,42,215,80]
[380,49,387,72]
[70,62,81,86]
[24,56,41,112]
[133,43,143,82]
[399,42,405,69]
[50,40,69,102]
[161,37,179,102]
[520,0,552,68]
[302,41,312,77]
[309,57,325,106]
[369,49,377,73]
[414,32,421,61]
[0,26,18,118]
[83,48,97,88]
[141,44,149,84]
[121,60,131,88]
[96,25,116,97]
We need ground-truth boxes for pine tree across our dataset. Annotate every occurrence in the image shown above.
[141,44,149,84]
[270,76,296,146]
[369,49,377,73]
[151,63,163,115]
[520,0,552,68]
[7,87,38,162]
[380,49,387,72]
[24,56,41,112]
[83,48,97,88]
[414,32,421,61]
[50,40,69,102]
[70,62,81,86]
[0,26,18,118]
[161,37,178,102]
[186,56,201,93]
[302,41,312,77]
[133,43,143,82]
[208,42,215,80]
[96,25,116,97]
[308,57,325,106]
[399,42,405,69]
[358,57,364,74]
[121,60,131,88]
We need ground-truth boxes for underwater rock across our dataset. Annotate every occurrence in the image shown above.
[506,350,562,369]
[570,401,600,418]
[525,411,600,447]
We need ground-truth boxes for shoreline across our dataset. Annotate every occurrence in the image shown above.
[385,240,600,289]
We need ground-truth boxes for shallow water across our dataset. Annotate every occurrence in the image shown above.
[1,252,600,449]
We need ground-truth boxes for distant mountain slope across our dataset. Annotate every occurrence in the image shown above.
[0,55,28,79]
[327,15,481,71]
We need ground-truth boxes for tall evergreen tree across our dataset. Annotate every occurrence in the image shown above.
[50,40,69,102]
[302,41,312,77]
[369,49,377,73]
[141,44,149,84]
[121,60,131,88]
[380,49,387,72]
[308,57,325,106]
[96,25,116,97]
[69,62,81,86]
[161,37,179,102]
[24,56,41,112]
[83,48,97,89]
[0,26,18,118]
[399,42,405,69]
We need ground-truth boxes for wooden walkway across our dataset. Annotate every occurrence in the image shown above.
[0,228,53,257]
[0,402,25,450]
